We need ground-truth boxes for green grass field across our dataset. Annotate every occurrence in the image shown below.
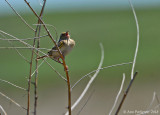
[0,8,160,83]
[0,7,160,114]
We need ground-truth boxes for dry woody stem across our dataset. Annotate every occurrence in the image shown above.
[33,0,46,114]
[115,72,138,115]
[24,0,72,114]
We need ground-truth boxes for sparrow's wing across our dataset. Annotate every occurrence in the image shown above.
[52,41,65,50]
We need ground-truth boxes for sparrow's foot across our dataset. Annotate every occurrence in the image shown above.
[57,58,63,64]
[37,55,48,60]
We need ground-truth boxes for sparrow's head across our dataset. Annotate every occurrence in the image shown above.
[60,31,70,40]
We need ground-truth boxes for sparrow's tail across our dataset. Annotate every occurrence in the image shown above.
[37,55,48,60]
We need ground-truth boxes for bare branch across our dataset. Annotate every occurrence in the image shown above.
[0,35,48,41]
[33,1,47,114]
[5,0,35,31]
[10,45,30,63]
[65,43,104,115]
[77,90,95,115]
[0,33,30,63]
[33,24,58,41]
[0,91,27,111]
[0,78,27,91]
[155,93,160,104]
[31,57,66,81]
[31,60,45,77]
[0,30,47,56]
[129,0,140,80]
[0,47,50,51]
[71,62,132,90]
[0,30,65,81]
[109,73,126,115]
[43,59,67,81]
[115,72,138,115]
[137,92,159,115]
[147,92,156,110]
[0,105,7,115]
[27,41,35,115]
[24,1,72,113]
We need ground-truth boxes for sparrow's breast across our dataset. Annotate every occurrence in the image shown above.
[62,39,75,56]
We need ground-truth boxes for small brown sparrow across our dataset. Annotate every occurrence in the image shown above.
[37,31,75,64]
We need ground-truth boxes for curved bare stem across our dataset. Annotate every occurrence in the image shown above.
[71,62,132,90]
[65,43,104,115]
[0,105,7,115]
[129,0,140,80]
[109,73,125,115]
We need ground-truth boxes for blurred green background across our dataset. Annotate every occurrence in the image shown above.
[0,1,160,115]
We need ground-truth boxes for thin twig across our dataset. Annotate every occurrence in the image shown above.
[24,1,72,114]
[0,33,30,63]
[109,73,126,115]
[44,59,67,81]
[65,43,104,115]
[147,92,156,110]
[33,24,58,41]
[0,47,50,51]
[10,44,30,63]
[26,3,47,113]
[31,60,45,77]
[0,30,47,56]
[0,105,7,115]
[0,78,27,91]
[27,39,35,115]
[5,0,35,31]
[0,35,48,41]
[0,30,64,79]
[138,104,160,115]
[71,62,132,90]
[77,89,95,115]
[137,92,159,115]
[155,93,160,104]
[30,57,66,81]
[0,91,27,111]
[129,0,140,80]
[33,0,46,114]
[115,72,138,115]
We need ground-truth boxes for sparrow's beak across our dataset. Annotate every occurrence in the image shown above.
[66,31,69,44]
[66,31,70,39]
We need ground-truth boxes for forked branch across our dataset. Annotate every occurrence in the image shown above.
[24,0,72,114]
